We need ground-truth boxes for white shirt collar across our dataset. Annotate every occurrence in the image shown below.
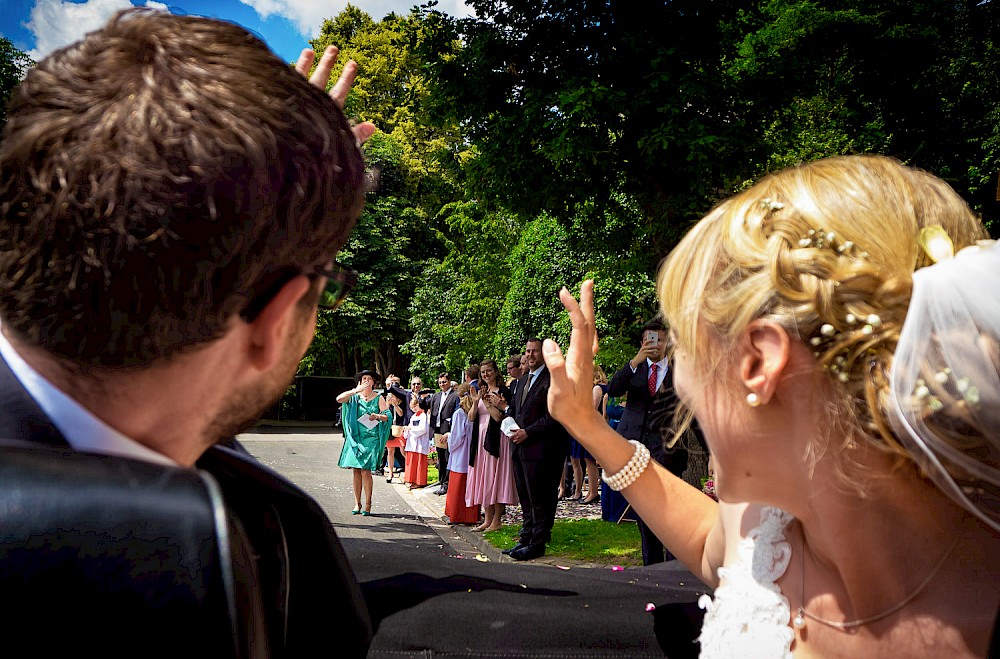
[527,364,545,378]
[0,328,177,466]
[646,356,669,371]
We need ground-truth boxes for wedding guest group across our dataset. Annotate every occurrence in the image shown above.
[0,9,376,655]
[337,371,391,515]
[544,155,1000,657]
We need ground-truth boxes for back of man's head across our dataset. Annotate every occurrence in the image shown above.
[0,9,366,368]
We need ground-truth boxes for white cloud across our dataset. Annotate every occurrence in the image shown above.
[25,0,132,61]
[145,0,168,10]
[239,0,475,39]
[432,0,476,19]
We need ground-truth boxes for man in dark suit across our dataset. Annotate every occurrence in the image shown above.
[0,10,375,655]
[501,338,570,561]
[607,320,695,565]
[429,371,460,495]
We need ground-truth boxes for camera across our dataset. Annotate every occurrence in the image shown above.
[644,330,659,347]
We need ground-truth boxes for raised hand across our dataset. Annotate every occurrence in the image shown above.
[631,337,661,368]
[542,280,602,437]
[295,45,377,144]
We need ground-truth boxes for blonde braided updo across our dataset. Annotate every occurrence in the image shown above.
[658,155,987,471]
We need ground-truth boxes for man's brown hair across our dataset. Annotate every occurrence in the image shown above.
[0,9,366,367]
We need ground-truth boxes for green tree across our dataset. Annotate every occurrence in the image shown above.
[310,6,468,213]
[298,132,427,378]
[420,0,1000,233]
[298,7,472,379]
[416,1,747,243]
[401,201,521,375]
[723,0,1000,222]
[0,38,33,133]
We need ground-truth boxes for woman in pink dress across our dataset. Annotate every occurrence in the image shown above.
[465,359,517,531]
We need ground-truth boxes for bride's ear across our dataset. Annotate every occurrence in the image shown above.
[739,320,791,405]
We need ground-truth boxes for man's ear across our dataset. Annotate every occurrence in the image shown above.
[244,275,313,371]
[739,319,791,405]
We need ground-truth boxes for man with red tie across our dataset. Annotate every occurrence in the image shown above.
[607,320,689,565]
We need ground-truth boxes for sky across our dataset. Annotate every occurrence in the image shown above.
[0,0,475,64]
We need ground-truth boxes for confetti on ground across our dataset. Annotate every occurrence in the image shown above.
[474,554,489,562]
[555,565,570,570]
[645,603,656,612]
[611,566,624,571]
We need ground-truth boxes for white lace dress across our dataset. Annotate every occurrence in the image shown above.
[697,506,796,659]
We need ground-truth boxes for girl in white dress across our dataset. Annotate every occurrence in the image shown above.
[544,155,1000,658]
[403,393,431,489]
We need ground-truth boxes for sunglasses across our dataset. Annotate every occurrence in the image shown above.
[314,261,358,311]
[240,260,358,321]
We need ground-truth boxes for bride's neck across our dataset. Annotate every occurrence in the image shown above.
[793,459,983,614]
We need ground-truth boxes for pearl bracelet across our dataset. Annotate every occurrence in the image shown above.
[601,440,651,492]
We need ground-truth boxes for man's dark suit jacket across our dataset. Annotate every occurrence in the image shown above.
[0,355,371,657]
[510,367,568,462]
[607,360,687,475]
[429,388,459,434]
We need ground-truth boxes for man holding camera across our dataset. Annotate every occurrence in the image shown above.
[607,320,688,565]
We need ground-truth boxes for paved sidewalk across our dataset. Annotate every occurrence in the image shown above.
[239,426,705,657]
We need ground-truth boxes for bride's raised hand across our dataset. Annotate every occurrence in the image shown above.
[543,280,601,436]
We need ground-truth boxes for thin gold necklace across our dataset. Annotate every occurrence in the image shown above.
[793,536,959,631]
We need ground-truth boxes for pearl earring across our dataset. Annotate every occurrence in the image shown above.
[746,392,761,407]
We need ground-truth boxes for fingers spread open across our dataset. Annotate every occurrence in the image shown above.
[560,282,598,362]
[295,48,315,77]
[329,60,358,108]
[580,279,599,353]
[310,45,340,90]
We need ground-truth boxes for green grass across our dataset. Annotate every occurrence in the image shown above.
[484,519,643,566]
[427,464,439,484]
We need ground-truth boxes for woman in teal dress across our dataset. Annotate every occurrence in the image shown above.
[336,370,391,515]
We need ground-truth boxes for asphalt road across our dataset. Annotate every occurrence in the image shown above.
[239,426,705,658]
